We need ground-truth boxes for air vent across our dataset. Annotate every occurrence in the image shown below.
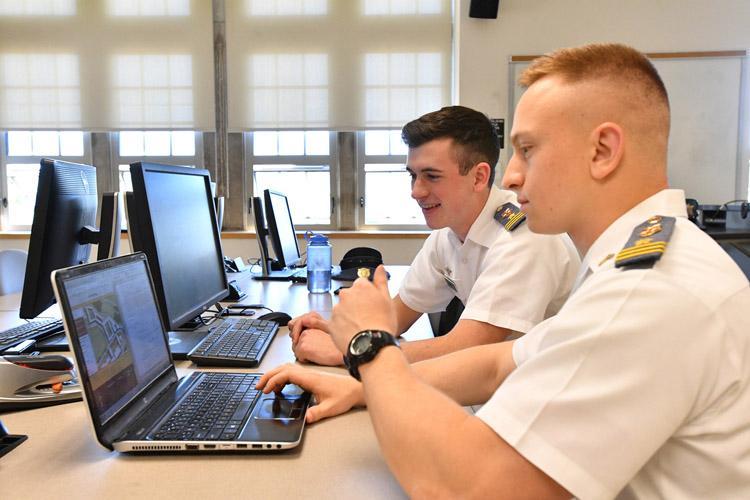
[131,444,182,451]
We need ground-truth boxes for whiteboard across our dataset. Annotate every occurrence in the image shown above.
[508,54,749,204]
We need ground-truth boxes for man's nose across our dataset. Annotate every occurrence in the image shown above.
[411,177,427,199]
[501,156,524,192]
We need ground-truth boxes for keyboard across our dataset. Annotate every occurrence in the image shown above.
[152,373,261,441]
[187,318,278,367]
[0,318,65,353]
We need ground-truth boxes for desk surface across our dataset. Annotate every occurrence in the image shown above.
[1,266,428,499]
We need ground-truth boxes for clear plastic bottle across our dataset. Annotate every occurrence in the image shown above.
[306,233,331,293]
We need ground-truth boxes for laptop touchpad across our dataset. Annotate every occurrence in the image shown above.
[255,397,305,420]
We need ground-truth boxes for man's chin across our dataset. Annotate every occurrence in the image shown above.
[526,217,563,235]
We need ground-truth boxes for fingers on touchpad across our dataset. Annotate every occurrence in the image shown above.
[255,397,305,420]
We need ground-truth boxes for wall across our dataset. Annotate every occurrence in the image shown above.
[455,0,750,167]
[4,1,750,260]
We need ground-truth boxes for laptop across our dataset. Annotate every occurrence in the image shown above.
[51,252,310,453]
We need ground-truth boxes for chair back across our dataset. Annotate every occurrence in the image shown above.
[0,249,28,295]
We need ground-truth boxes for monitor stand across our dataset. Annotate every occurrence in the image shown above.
[166,314,216,360]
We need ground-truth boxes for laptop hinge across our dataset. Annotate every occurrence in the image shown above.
[99,367,179,447]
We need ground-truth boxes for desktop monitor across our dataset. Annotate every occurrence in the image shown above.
[252,196,271,275]
[19,159,121,319]
[127,162,229,330]
[263,189,302,269]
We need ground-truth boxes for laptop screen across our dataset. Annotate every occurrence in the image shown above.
[62,258,171,424]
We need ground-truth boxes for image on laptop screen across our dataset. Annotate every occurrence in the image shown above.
[63,258,171,424]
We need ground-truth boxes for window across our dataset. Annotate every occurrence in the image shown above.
[247,131,334,227]
[247,0,327,16]
[362,0,442,16]
[2,130,88,229]
[114,130,200,194]
[113,54,194,128]
[0,0,75,16]
[248,53,329,129]
[358,130,423,227]
[107,0,190,16]
[364,52,444,127]
[0,53,81,128]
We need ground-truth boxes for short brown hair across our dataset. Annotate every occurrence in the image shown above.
[519,43,669,110]
[401,105,500,187]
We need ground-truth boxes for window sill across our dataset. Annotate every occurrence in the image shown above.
[0,230,430,240]
[221,230,430,240]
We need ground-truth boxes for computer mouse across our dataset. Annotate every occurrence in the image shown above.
[0,354,82,410]
[257,311,292,327]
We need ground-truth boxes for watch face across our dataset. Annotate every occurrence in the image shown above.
[350,331,373,356]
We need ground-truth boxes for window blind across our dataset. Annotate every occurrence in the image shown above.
[226,0,452,131]
[0,0,214,130]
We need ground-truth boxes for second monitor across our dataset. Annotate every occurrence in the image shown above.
[252,189,306,281]
[127,162,229,344]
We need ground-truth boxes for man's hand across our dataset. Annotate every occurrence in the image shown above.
[257,363,363,423]
[288,311,330,345]
[292,329,345,366]
[329,265,397,353]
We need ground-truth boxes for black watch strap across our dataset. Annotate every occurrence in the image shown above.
[344,330,399,381]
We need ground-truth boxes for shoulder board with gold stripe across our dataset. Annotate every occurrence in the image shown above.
[493,202,526,232]
[614,215,675,269]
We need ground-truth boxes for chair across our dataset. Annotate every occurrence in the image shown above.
[428,296,465,337]
[0,249,28,295]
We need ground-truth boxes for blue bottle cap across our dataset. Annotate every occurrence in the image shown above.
[309,234,329,245]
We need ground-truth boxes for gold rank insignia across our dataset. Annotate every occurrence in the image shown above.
[493,202,526,232]
[614,215,675,269]
[357,267,371,279]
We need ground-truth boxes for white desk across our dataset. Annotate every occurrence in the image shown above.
[0,266,431,499]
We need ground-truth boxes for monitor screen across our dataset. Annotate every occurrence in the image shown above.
[128,162,228,330]
[58,255,171,425]
[263,189,301,269]
[20,159,98,319]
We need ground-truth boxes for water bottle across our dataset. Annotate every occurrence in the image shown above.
[306,233,331,293]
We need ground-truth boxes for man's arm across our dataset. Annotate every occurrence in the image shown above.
[290,295,422,366]
[329,267,570,498]
[359,348,569,498]
[401,319,514,363]
[392,295,422,335]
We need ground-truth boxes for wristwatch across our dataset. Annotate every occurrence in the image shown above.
[344,330,400,380]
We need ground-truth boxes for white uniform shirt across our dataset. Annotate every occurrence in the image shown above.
[399,186,580,334]
[477,189,750,499]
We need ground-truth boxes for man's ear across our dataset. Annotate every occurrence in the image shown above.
[590,122,624,180]
[472,162,491,191]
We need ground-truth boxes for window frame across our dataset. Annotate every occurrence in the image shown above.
[244,131,339,232]
[355,131,427,231]
[1,130,92,231]
[111,130,205,193]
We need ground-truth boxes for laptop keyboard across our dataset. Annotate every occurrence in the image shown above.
[0,318,65,353]
[187,318,278,367]
[152,373,261,441]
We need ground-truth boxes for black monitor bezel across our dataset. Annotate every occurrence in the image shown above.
[128,162,229,330]
[263,189,301,269]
